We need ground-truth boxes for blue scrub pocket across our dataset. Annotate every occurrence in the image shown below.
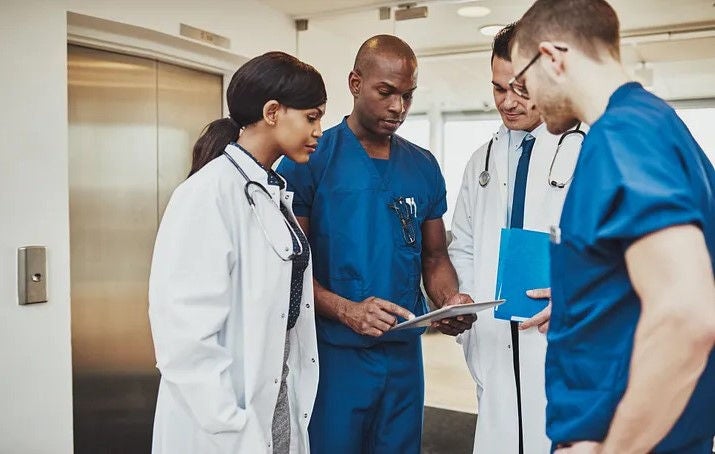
[388,196,418,246]
[330,276,364,302]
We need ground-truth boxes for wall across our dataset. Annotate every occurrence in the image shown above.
[297,10,393,129]
[67,0,296,58]
[296,11,444,158]
[0,1,74,452]
[0,1,294,452]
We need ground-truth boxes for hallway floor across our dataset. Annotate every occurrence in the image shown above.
[422,331,478,453]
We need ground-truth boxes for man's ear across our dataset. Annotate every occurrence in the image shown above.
[348,70,362,98]
[263,100,281,126]
[538,42,567,80]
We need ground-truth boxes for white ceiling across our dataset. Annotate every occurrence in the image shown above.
[262,0,715,112]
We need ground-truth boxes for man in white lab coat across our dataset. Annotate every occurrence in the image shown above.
[449,23,583,454]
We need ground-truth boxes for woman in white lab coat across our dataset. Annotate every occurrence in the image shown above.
[449,123,583,453]
[148,51,326,454]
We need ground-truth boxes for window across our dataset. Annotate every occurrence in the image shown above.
[442,114,501,229]
[675,107,715,164]
[398,114,430,150]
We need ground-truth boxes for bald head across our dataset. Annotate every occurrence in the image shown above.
[353,34,417,75]
[347,35,418,140]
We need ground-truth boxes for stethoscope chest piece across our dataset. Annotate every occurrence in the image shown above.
[478,170,490,188]
[479,137,495,188]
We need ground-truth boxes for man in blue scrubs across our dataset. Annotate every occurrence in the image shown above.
[277,35,476,453]
[510,1,715,453]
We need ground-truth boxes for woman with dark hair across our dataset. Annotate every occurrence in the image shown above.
[148,51,326,454]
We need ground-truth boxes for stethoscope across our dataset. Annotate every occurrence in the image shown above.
[223,151,304,261]
[479,123,585,189]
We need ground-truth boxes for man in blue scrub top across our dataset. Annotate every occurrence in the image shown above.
[510,0,715,453]
[277,35,476,453]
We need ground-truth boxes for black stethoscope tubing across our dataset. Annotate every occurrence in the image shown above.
[478,123,584,189]
[223,150,271,205]
[222,150,304,260]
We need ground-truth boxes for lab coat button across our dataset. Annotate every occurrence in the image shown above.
[274,378,279,384]
[303,413,308,418]
[281,313,286,318]
[311,358,316,363]
[305,303,310,308]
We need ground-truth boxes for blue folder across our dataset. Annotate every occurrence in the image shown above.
[494,228,550,321]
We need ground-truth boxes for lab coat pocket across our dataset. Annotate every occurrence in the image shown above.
[192,429,241,454]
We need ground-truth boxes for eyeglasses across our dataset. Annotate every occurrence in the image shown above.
[508,45,568,100]
[388,197,417,246]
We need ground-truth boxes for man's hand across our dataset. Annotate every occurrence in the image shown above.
[554,441,602,454]
[519,287,551,333]
[339,296,415,337]
[430,293,477,336]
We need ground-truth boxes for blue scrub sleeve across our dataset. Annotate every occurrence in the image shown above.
[425,164,448,221]
[586,125,704,247]
[276,156,315,218]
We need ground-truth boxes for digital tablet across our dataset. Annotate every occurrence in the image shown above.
[391,299,505,331]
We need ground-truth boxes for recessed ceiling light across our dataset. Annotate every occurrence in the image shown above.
[457,6,491,18]
[480,24,506,36]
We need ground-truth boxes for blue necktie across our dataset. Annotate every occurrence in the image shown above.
[510,132,535,454]
[510,134,535,229]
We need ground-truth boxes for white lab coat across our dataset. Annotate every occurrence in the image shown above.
[148,144,319,454]
[449,123,582,454]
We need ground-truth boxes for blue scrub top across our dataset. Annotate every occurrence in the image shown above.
[547,82,715,452]
[277,117,447,347]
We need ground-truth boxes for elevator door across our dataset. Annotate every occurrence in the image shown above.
[68,45,222,453]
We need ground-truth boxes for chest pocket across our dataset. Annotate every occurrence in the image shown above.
[387,195,422,248]
[387,193,428,286]
[388,191,433,244]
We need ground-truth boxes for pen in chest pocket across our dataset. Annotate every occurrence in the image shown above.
[406,197,417,218]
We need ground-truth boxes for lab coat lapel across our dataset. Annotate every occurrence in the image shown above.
[225,143,282,205]
[523,124,582,231]
[225,143,294,256]
[492,125,510,226]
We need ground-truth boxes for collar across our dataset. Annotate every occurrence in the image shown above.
[237,143,285,189]
[506,122,548,152]
[607,81,643,109]
[223,143,287,190]
[342,115,397,149]
[529,122,547,139]
[507,129,528,153]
